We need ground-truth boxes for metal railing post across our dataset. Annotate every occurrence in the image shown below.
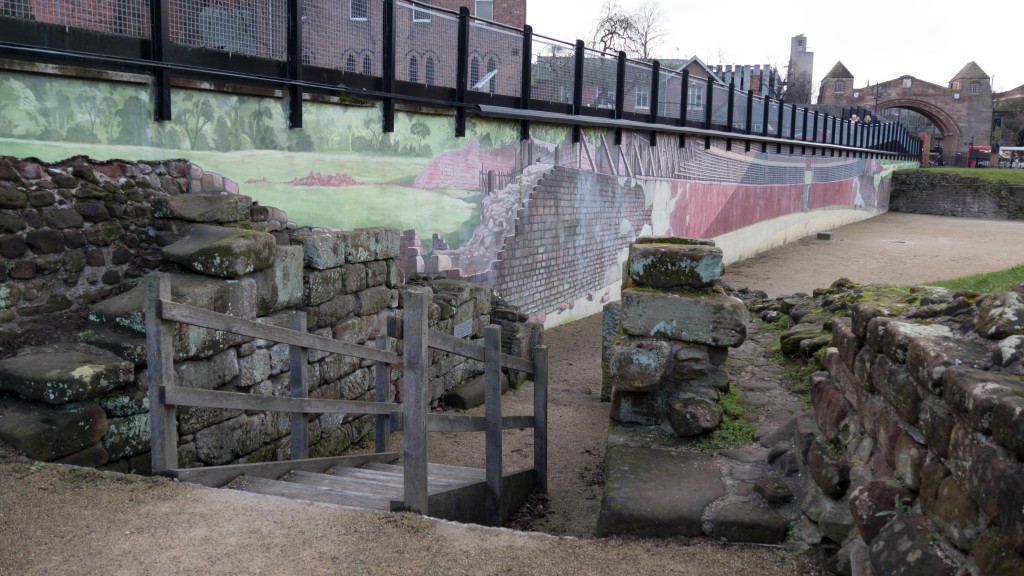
[519,24,532,141]
[455,7,469,137]
[614,51,625,146]
[572,39,585,144]
[703,78,714,149]
[649,60,660,146]
[744,89,753,152]
[287,0,303,129]
[150,0,171,121]
[381,0,395,133]
[678,69,689,148]
[725,79,734,151]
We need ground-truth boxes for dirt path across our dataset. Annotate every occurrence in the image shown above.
[2,213,1023,575]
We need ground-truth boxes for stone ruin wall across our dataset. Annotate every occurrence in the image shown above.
[890,170,1024,220]
[801,288,1024,575]
[0,156,537,474]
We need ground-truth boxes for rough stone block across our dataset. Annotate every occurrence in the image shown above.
[813,372,849,442]
[608,337,671,392]
[619,289,747,348]
[357,285,392,316]
[869,514,956,576]
[819,497,857,545]
[863,316,891,353]
[881,320,953,364]
[290,229,348,270]
[853,347,876,392]
[162,224,276,278]
[0,397,107,461]
[906,336,993,395]
[441,372,509,409]
[977,292,1024,340]
[174,348,239,390]
[851,302,892,340]
[102,413,151,460]
[781,323,828,356]
[919,398,955,459]
[601,301,622,402]
[870,354,919,425]
[808,437,851,499]
[996,335,1024,367]
[893,432,926,491]
[972,529,1024,576]
[943,366,1023,435]
[151,193,252,223]
[626,241,723,290]
[850,480,914,545]
[665,396,722,437]
[596,446,724,537]
[303,267,343,306]
[831,317,860,370]
[992,395,1024,460]
[0,343,134,405]
[251,245,303,315]
[948,424,1009,519]
[307,293,357,329]
[708,502,787,544]
[610,389,663,425]
[348,227,400,262]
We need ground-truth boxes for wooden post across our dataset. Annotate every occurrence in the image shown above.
[146,273,178,473]
[288,311,309,460]
[403,288,430,515]
[533,345,548,494]
[484,324,503,527]
[374,333,391,453]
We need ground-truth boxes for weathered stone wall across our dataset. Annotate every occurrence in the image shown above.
[802,287,1024,575]
[0,156,532,474]
[890,170,1024,219]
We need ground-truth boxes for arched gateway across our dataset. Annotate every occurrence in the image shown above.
[817,61,993,156]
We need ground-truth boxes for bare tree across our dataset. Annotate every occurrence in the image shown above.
[590,1,667,60]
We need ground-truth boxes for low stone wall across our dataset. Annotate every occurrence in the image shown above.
[0,156,534,474]
[890,170,1024,219]
[800,286,1024,575]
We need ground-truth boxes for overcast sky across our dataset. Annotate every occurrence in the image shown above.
[526,0,1022,96]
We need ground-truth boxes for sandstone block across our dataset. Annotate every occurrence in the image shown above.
[665,396,722,437]
[291,229,349,270]
[304,267,344,306]
[101,413,151,461]
[610,389,663,425]
[971,529,1024,576]
[708,501,787,544]
[942,366,1023,434]
[870,354,919,425]
[864,316,891,352]
[626,241,723,290]
[881,320,952,364]
[162,224,277,278]
[812,372,849,442]
[849,480,914,545]
[906,336,992,395]
[0,343,133,405]
[830,317,859,369]
[948,424,1008,519]
[619,289,747,347]
[918,398,955,459]
[608,337,671,392]
[0,397,107,461]
[893,432,926,491]
[347,227,400,262]
[151,193,252,223]
[977,292,1024,340]
[251,245,303,315]
[851,302,892,340]
[868,514,955,576]
[808,437,851,499]
[992,395,1024,460]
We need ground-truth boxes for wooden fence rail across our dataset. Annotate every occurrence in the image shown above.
[145,274,547,526]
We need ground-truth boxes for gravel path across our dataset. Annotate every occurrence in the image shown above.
[2,212,1023,575]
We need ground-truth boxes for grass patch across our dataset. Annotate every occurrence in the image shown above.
[921,167,1024,185]
[922,265,1024,294]
[695,387,757,450]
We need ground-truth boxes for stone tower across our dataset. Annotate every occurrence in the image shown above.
[786,34,814,104]
[949,61,994,148]
[817,61,854,106]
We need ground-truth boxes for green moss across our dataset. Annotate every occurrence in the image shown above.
[693,387,756,450]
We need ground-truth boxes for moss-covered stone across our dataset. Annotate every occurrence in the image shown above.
[151,193,253,224]
[0,397,107,461]
[0,343,134,405]
[162,224,276,278]
[627,242,724,290]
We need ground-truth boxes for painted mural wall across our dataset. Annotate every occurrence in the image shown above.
[0,66,910,327]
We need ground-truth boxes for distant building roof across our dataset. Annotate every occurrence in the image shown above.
[951,61,989,81]
[824,61,853,80]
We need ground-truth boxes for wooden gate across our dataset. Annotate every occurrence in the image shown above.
[146,274,547,526]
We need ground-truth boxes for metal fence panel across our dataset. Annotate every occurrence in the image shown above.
[658,69,682,120]
[5,0,150,38]
[580,48,617,111]
[467,19,522,97]
[530,34,574,105]
[711,83,729,125]
[304,0,382,73]
[395,1,458,87]
[169,0,287,60]
[623,60,651,114]
[732,88,747,132]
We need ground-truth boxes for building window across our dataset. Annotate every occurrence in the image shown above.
[486,58,496,93]
[470,57,480,88]
[635,87,649,109]
[952,80,961,91]
[346,54,356,73]
[413,0,431,22]
[425,57,435,85]
[363,55,372,76]
[687,81,703,110]
[475,0,493,21]
[834,80,845,94]
[410,56,419,82]
[969,81,981,95]
[350,0,368,21]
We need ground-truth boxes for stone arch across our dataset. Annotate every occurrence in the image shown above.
[876,98,963,149]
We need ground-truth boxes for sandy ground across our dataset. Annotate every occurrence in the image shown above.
[2,212,1023,575]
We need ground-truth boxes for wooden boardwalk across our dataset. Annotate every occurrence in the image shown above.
[145,274,546,526]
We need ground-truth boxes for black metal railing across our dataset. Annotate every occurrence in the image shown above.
[0,0,922,160]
